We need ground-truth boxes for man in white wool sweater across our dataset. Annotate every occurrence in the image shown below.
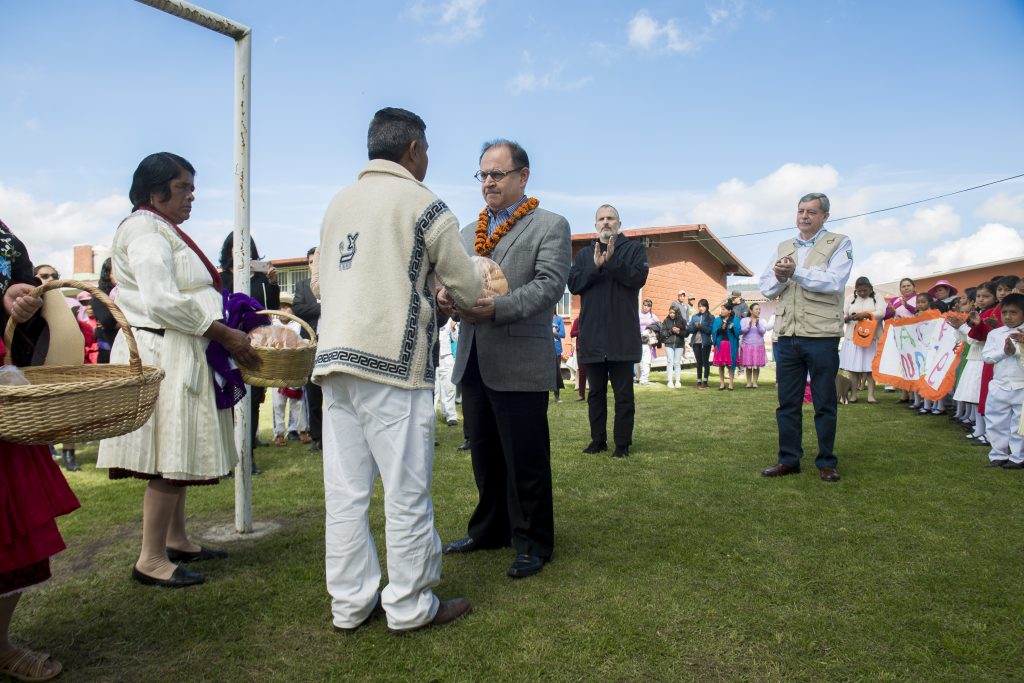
[312,108,482,634]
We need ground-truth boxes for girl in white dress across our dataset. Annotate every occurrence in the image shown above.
[839,277,888,403]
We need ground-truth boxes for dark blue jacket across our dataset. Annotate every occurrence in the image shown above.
[688,311,714,346]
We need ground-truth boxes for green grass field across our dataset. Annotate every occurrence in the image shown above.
[13,366,1024,682]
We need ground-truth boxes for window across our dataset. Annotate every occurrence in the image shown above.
[556,287,572,317]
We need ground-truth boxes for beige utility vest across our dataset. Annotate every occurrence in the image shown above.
[772,231,847,338]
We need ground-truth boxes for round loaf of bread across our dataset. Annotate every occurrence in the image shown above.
[473,256,509,297]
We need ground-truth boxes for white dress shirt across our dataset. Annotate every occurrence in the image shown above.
[758,228,854,299]
[982,324,1024,391]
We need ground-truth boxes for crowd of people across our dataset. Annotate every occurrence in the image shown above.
[3,109,1024,680]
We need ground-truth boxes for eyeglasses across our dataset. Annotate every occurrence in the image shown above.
[474,168,524,182]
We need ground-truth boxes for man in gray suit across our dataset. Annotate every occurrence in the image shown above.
[438,139,571,579]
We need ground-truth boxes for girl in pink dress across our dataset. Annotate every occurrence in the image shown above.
[711,304,741,390]
[739,303,769,388]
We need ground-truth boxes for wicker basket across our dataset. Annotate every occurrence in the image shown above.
[0,279,165,445]
[239,309,317,388]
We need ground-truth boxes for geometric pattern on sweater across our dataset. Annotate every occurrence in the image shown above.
[314,199,449,383]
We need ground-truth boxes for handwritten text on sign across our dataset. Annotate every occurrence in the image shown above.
[872,310,964,400]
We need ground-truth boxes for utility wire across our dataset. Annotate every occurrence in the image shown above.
[647,172,1024,245]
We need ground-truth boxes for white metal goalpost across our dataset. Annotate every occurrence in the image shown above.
[134,0,255,533]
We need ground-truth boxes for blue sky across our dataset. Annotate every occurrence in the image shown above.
[2,0,1023,288]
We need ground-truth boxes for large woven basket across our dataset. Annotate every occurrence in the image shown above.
[0,279,165,445]
[239,309,317,388]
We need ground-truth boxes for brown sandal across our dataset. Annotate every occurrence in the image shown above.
[0,647,63,682]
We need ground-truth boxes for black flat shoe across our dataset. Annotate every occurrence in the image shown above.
[507,554,547,579]
[132,565,205,588]
[582,442,607,454]
[166,546,228,563]
[443,537,479,554]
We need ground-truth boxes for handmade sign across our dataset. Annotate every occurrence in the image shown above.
[872,310,965,400]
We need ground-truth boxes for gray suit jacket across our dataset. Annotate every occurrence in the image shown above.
[452,206,571,392]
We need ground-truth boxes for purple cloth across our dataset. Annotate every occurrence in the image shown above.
[207,291,271,409]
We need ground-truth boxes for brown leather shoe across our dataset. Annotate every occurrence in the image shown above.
[819,467,841,482]
[390,598,472,634]
[761,463,800,477]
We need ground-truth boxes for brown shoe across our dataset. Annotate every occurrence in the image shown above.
[819,467,841,482]
[390,598,472,634]
[761,463,801,477]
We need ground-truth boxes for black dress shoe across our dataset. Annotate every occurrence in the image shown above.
[456,440,471,451]
[132,565,205,588]
[612,446,629,458]
[582,442,607,454]
[985,459,1008,467]
[309,441,323,452]
[1001,460,1024,470]
[507,554,546,579]
[166,546,228,563]
[443,537,479,554]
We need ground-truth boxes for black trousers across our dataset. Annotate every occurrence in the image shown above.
[775,336,840,469]
[693,343,712,382]
[585,360,635,448]
[461,343,554,559]
[305,379,323,442]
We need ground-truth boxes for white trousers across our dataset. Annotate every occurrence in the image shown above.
[985,384,1024,464]
[272,390,306,436]
[639,347,653,384]
[321,374,441,630]
[434,354,457,421]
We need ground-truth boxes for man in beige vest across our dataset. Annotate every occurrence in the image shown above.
[758,193,853,482]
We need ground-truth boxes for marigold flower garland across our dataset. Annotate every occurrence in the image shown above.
[474,197,539,256]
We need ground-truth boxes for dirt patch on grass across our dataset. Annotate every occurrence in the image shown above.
[47,515,295,585]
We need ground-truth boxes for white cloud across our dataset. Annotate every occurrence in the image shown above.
[405,0,486,44]
[0,183,129,276]
[903,204,961,240]
[508,54,592,95]
[687,163,841,234]
[856,223,1024,284]
[976,191,1024,225]
[627,10,698,53]
[627,2,747,55]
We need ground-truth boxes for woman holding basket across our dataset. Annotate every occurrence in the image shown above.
[0,219,80,682]
[96,153,260,588]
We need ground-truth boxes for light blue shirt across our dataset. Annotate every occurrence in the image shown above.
[758,228,854,299]
[487,195,530,236]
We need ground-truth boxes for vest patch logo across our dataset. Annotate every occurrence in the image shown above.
[846,249,853,260]
[339,233,359,270]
